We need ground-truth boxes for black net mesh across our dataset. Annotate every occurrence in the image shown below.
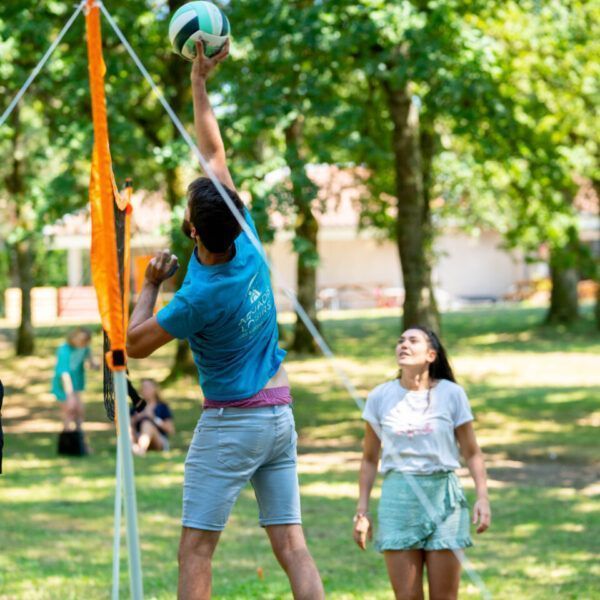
[103,330,115,421]
[102,181,147,421]
[102,185,128,422]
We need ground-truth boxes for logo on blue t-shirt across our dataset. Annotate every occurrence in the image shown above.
[247,273,262,304]
[239,270,273,338]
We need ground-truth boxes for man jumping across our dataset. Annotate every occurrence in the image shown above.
[126,41,324,600]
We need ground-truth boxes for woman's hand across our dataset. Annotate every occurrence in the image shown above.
[473,497,491,533]
[191,39,230,83]
[352,514,372,550]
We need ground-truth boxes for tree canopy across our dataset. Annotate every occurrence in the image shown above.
[1,0,597,353]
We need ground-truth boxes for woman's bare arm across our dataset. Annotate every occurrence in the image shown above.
[456,421,491,533]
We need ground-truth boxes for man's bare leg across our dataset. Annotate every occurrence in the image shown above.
[178,527,221,600]
[266,524,325,600]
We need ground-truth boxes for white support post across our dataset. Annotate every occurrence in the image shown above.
[112,441,123,600]
[114,369,144,600]
[67,247,84,288]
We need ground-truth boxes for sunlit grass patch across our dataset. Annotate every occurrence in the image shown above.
[0,305,598,598]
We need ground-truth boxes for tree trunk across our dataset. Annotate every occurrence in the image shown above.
[419,126,440,330]
[166,338,197,382]
[15,239,35,356]
[4,103,35,354]
[292,205,320,353]
[285,118,321,354]
[384,83,439,332]
[164,31,199,380]
[165,163,198,380]
[594,180,600,332]
[546,248,579,324]
[128,27,195,382]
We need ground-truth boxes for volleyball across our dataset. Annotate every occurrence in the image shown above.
[168,1,230,61]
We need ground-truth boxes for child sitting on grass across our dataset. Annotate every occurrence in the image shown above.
[130,378,174,456]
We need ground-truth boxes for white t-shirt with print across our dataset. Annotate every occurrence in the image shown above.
[362,379,474,475]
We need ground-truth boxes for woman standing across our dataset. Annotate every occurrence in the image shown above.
[353,327,491,599]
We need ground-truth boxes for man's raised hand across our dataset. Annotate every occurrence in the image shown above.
[191,39,230,82]
[145,250,179,286]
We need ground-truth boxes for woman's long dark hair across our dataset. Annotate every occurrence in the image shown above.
[398,326,457,383]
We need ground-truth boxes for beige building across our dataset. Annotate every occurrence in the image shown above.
[266,165,531,310]
[7,164,596,323]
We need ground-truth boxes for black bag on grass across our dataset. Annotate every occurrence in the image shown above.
[57,430,87,456]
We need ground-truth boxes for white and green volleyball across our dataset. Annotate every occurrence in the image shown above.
[169,1,230,61]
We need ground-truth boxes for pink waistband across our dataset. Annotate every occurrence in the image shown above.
[203,386,292,409]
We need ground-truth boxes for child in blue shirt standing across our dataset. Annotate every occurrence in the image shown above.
[52,328,97,437]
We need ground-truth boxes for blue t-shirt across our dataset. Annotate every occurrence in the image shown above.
[52,343,91,400]
[157,209,286,401]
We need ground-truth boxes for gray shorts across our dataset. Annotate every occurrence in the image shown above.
[182,404,301,531]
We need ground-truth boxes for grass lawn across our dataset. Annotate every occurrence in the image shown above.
[0,305,598,599]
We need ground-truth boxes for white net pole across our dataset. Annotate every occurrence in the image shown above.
[114,369,143,600]
[112,440,123,600]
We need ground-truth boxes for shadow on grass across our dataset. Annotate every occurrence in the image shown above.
[284,306,598,359]
[290,377,599,464]
[1,306,599,598]
[1,446,598,599]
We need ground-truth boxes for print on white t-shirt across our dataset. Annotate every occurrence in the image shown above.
[362,379,474,475]
[382,392,434,438]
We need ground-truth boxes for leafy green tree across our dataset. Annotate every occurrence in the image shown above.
[0,1,93,354]
[0,1,198,365]
[326,0,510,331]
[218,0,355,353]
[473,0,599,324]
[335,0,598,329]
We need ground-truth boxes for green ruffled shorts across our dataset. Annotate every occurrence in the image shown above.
[376,471,473,552]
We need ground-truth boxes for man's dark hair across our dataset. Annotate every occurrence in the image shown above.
[188,177,244,253]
